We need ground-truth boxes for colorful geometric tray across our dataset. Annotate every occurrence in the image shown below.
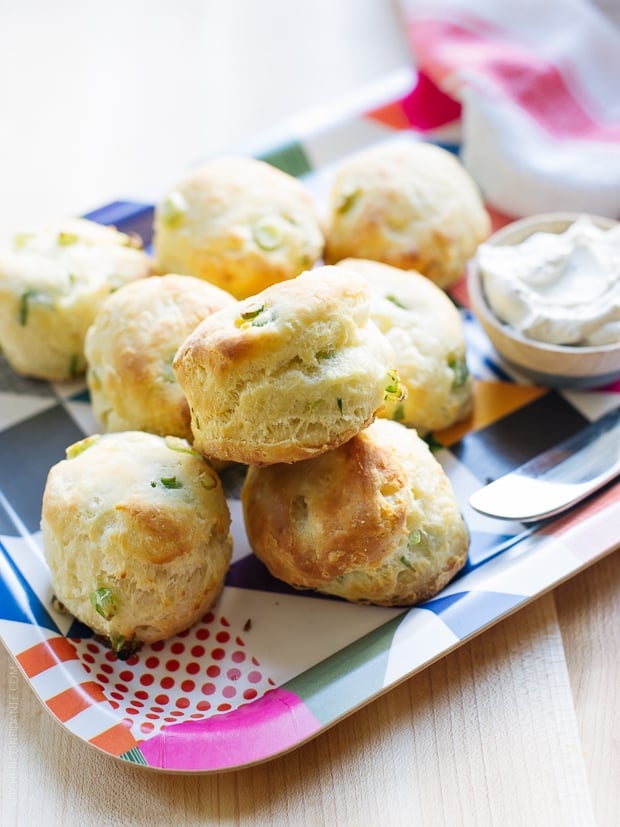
[1,73,619,773]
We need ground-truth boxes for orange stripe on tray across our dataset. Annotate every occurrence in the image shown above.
[89,720,139,757]
[46,680,108,722]
[16,636,79,678]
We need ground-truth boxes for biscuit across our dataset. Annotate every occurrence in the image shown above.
[242,419,469,606]
[0,218,154,380]
[173,265,403,466]
[338,258,473,433]
[85,274,235,440]
[41,431,232,654]
[323,140,491,288]
[153,156,324,299]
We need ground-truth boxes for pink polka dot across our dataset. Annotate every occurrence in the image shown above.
[114,683,128,693]
[110,691,124,700]
[160,676,175,689]
[146,713,160,720]
[139,674,154,687]
[181,680,195,692]
[217,703,232,712]
[140,722,155,734]
[178,628,191,638]
[235,637,245,646]
[126,708,139,715]
[151,641,165,652]
[211,648,225,661]
[145,656,160,669]
[131,700,144,709]
[176,698,190,709]
[150,706,164,713]
[96,674,110,684]
[164,716,177,723]
[226,668,241,681]
[248,671,262,684]
[220,617,230,627]
[268,678,276,686]
[186,662,200,675]
[135,690,149,700]
[231,651,246,663]
[197,700,211,711]
[206,665,220,678]
[105,651,117,662]
[251,657,259,666]
[87,643,99,654]
[196,628,210,641]
[243,689,258,700]
[100,663,113,674]
[166,659,180,672]
[222,686,236,699]
[109,700,120,709]
[191,645,205,658]
[83,653,95,664]
[203,612,215,623]
[201,683,216,696]
[126,655,140,666]
[119,670,133,682]
[190,713,204,719]
[82,665,92,674]
[170,710,183,717]
[216,631,230,644]
[155,694,169,705]
[171,642,185,655]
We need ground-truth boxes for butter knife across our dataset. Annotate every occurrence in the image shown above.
[468,405,620,522]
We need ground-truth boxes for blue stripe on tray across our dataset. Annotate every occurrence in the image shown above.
[0,540,59,632]
[421,589,526,639]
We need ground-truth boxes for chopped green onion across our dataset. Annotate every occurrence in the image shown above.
[165,435,202,459]
[57,231,79,246]
[240,303,265,321]
[447,354,469,389]
[253,221,282,251]
[18,290,35,326]
[200,472,218,490]
[384,370,405,402]
[392,403,405,422]
[13,232,34,248]
[422,432,443,453]
[68,353,80,378]
[111,634,126,654]
[336,187,361,214]
[337,397,343,415]
[90,587,117,620]
[399,556,414,571]
[159,191,188,227]
[160,476,183,489]
[386,294,407,310]
[408,529,422,548]
[66,434,100,459]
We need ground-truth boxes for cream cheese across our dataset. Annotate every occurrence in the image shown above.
[477,216,620,346]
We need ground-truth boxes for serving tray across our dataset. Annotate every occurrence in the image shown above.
[1,73,619,773]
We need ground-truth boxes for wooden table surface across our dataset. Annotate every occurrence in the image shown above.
[1,2,618,824]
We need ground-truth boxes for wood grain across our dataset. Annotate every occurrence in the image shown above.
[2,555,616,826]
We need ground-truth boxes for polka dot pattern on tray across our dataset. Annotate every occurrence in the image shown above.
[71,611,276,737]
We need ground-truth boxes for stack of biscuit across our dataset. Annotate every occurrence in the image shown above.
[28,145,487,650]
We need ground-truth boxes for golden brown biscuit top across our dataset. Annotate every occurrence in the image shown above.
[42,432,226,567]
[243,426,412,583]
[174,265,373,375]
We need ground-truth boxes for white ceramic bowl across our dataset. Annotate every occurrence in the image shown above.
[468,212,620,389]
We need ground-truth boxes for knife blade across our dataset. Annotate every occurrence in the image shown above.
[468,404,620,522]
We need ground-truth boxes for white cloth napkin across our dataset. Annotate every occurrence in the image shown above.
[398,0,620,219]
